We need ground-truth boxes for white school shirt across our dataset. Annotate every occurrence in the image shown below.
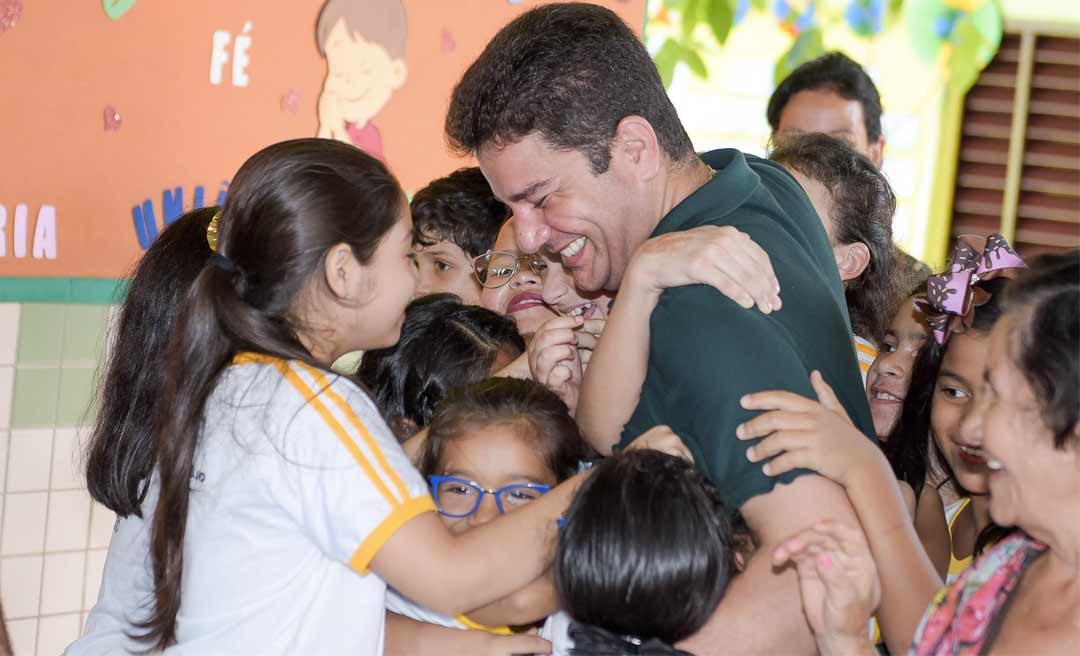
[386,589,575,655]
[66,354,433,656]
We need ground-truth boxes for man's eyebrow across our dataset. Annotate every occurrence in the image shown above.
[507,179,552,204]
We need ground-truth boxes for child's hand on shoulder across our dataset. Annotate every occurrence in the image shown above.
[624,425,695,464]
[626,225,781,314]
[736,371,879,489]
[772,520,880,656]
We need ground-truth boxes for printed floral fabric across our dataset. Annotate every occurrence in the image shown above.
[911,532,1046,656]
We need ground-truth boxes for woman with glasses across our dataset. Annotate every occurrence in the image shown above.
[476,219,558,337]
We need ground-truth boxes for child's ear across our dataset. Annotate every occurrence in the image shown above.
[323,242,372,302]
[833,242,871,283]
[390,60,407,90]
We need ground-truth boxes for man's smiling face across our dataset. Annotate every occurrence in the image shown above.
[477,133,652,293]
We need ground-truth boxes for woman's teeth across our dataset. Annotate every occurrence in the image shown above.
[872,390,902,402]
[959,445,985,459]
[568,302,594,318]
[560,236,586,259]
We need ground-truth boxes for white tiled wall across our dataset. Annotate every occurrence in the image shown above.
[0,303,115,656]
[1,429,112,656]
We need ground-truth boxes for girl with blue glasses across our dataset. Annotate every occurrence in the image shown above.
[385,377,594,650]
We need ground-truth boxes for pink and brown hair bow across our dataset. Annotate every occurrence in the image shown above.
[914,233,1026,345]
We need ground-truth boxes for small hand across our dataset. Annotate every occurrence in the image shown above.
[481,632,552,655]
[624,425,695,464]
[629,225,781,314]
[736,371,877,487]
[528,316,588,414]
[773,520,880,656]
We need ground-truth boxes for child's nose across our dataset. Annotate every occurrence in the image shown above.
[468,494,500,528]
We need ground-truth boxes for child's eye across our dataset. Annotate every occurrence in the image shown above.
[940,386,970,401]
[882,340,898,353]
[445,485,474,496]
[435,260,453,273]
[504,487,545,505]
[489,266,515,279]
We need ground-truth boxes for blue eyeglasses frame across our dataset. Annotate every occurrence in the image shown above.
[428,475,551,518]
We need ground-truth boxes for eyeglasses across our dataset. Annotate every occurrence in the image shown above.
[471,250,548,289]
[429,475,551,518]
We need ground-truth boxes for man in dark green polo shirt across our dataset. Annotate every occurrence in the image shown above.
[622,148,875,511]
[446,4,873,653]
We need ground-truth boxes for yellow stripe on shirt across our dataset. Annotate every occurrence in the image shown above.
[349,495,435,573]
[232,352,402,510]
[296,361,412,503]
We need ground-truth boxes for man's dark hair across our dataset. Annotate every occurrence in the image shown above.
[445,2,695,174]
[767,51,883,144]
[411,167,508,258]
[355,294,526,439]
[769,133,902,343]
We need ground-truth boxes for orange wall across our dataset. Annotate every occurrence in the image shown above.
[0,0,645,279]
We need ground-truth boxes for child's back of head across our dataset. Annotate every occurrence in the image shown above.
[356,294,526,439]
[555,450,740,655]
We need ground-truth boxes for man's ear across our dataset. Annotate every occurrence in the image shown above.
[612,115,662,182]
[834,241,871,282]
[868,135,885,169]
[324,242,371,302]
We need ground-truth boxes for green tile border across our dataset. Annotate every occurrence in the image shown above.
[0,278,126,304]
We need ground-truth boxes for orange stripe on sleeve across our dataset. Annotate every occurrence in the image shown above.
[349,495,435,574]
[233,353,402,510]
[298,362,412,502]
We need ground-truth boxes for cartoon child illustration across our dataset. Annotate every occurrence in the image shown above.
[316,0,408,161]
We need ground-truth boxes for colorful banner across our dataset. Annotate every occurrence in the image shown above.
[0,0,646,287]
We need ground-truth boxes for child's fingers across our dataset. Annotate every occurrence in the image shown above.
[736,409,815,440]
[491,633,553,655]
[809,371,848,419]
[744,431,806,462]
[535,345,577,381]
[540,315,585,331]
[772,526,842,567]
[740,390,819,413]
[579,318,606,337]
[578,347,592,367]
[759,451,811,477]
[546,365,575,394]
[574,331,599,351]
[811,520,871,559]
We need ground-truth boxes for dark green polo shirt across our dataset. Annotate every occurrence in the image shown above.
[618,149,875,511]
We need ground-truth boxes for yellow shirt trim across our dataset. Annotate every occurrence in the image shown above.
[232,352,401,509]
[947,497,974,578]
[349,495,435,573]
[456,614,513,636]
[296,361,412,502]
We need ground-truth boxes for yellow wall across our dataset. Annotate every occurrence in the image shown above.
[1001,0,1080,25]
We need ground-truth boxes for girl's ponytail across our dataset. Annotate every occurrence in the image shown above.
[136,138,404,649]
[139,264,249,647]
